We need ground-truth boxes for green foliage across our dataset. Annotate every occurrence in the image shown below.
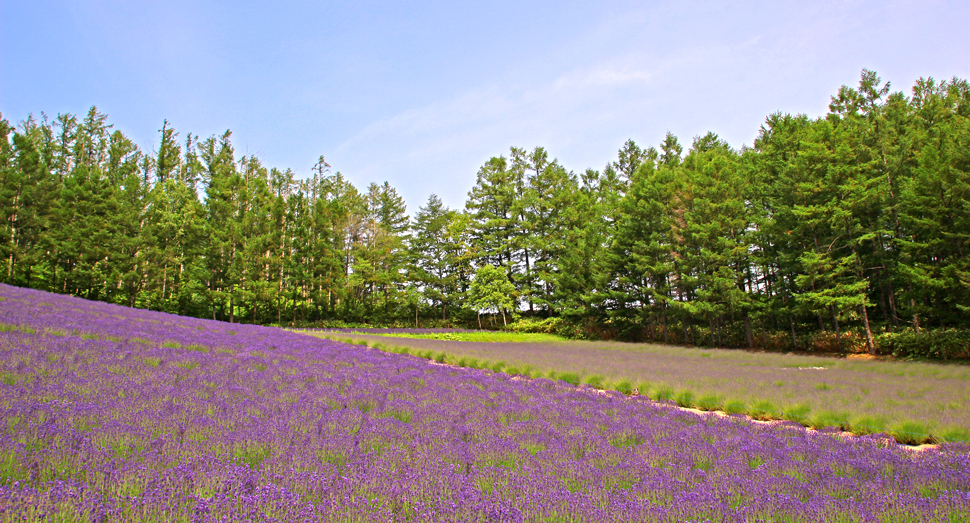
[469,264,516,325]
[876,329,970,360]
[613,380,634,395]
[608,432,644,448]
[850,416,888,436]
[674,390,695,408]
[379,409,413,424]
[782,404,812,424]
[941,427,970,443]
[750,401,778,421]
[555,372,581,386]
[505,317,591,340]
[232,444,272,469]
[723,399,747,415]
[695,394,721,411]
[810,411,851,430]
[651,385,674,402]
[3,71,970,348]
[890,420,935,446]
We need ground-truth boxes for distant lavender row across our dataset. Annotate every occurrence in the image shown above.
[317,327,482,334]
[322,332,970,442]
[0,284,968,521]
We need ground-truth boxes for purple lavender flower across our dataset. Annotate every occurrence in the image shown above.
[0,283,967,521]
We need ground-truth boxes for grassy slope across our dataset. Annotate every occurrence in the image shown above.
[301,330,970,445]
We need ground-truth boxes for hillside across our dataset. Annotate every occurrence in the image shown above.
[0,284,968,521]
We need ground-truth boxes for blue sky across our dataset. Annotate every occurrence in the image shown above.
[2,0,968,211]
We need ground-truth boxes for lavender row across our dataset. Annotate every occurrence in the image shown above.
[317,332,970,443]
[0,284,968,521]
[316,328,483,334]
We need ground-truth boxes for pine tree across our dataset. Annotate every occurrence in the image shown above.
[410,194,458,319]
[513,146,579,314]
[466,155,521,299]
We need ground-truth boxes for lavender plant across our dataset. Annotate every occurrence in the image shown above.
[1,284,969,522]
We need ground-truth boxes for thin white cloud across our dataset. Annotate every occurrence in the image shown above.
[330,44,753,210]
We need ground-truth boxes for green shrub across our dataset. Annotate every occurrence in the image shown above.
[614,380,634,395]
[941,427,970,444]
[504,317,591,340]
[851,416,888,436]
[674,390,695,408]
[695,394,721,412]
[504,317,563,334]
[891,420,934,445]
[556,372,581,386]
[876,329,970,360]
[750,401,777,421]
[651,385,673,402]
[810,411,850,431]
[807,331,868,354]
[782,404,812,424]
[635,382,651,397]
[723,399,747,415]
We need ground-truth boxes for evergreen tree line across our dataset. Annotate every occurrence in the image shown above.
[1,71,968,353]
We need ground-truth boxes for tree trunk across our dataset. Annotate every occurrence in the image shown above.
[911,296,920,334]
[860,304,876,355]
[831,305,842,351]
[708,316,715,347]
[662,310,669,344]
[745,315,754,349]
[524,249,534,313]
[716,316,723,347]
[789,314,798,351]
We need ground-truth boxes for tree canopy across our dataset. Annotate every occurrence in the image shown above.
[2,71,968,349]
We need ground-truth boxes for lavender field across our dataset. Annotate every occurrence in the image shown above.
[312,332,970,445]
[1,285,969,521]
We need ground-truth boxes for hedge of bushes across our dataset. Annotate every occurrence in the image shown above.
[506,318,970,361]
[504,317,593,339]
[875,329,970,360]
